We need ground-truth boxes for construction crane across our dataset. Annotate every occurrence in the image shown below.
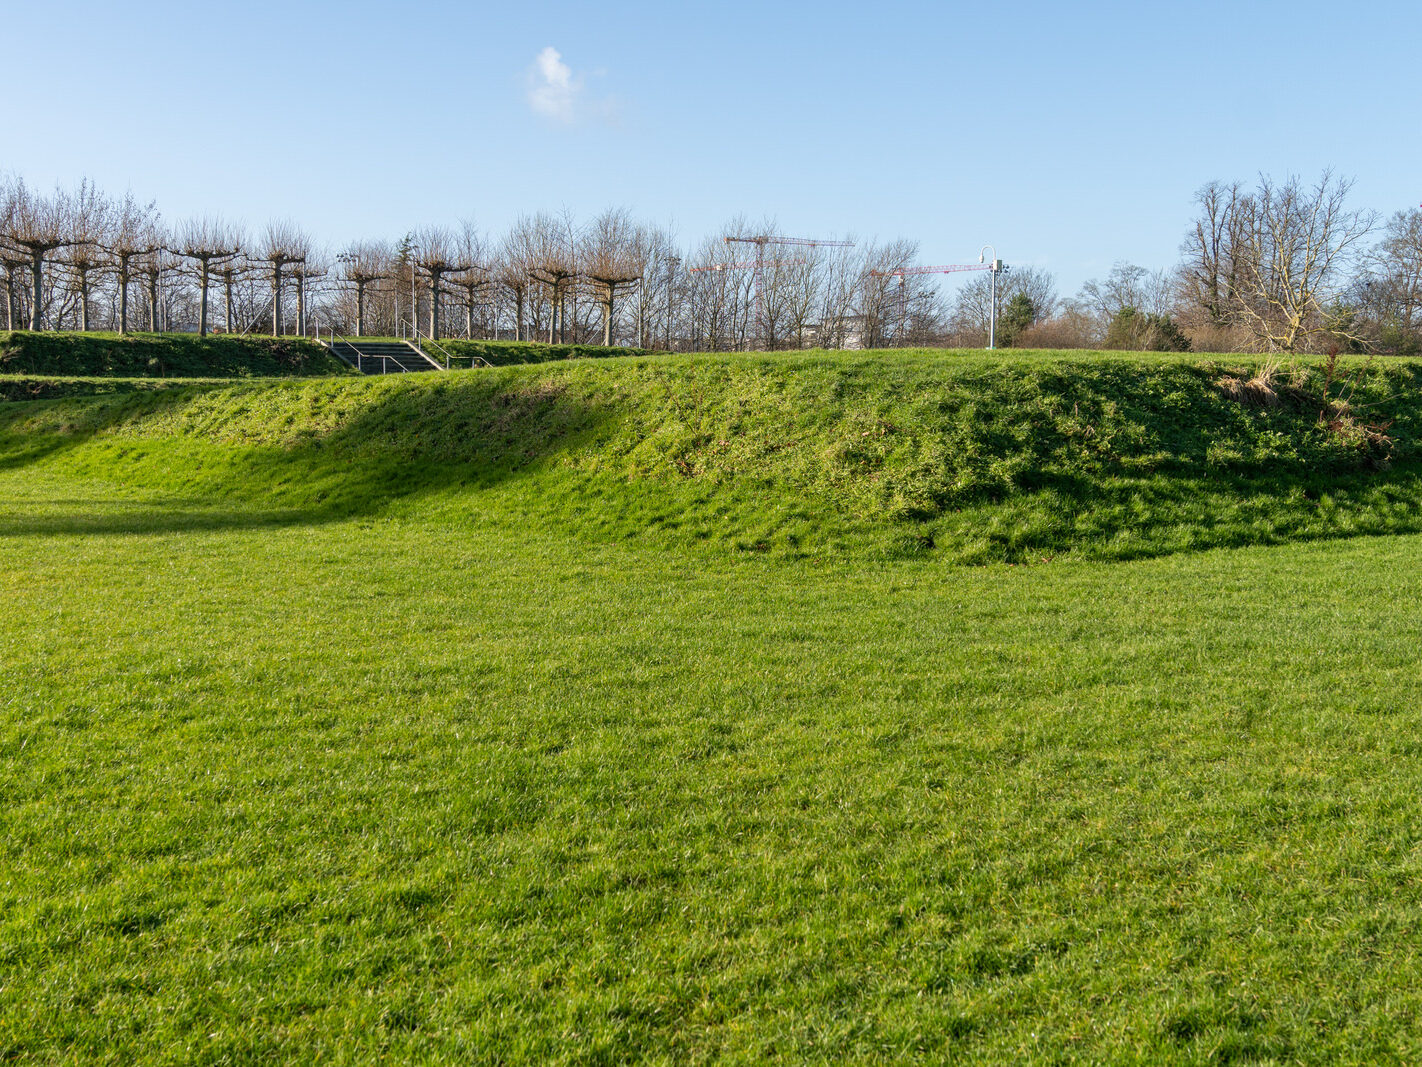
[713,234,853,348]
[870,257,1008,348]
[868,263,992,278]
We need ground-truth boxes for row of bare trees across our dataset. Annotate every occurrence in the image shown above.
[930,171,1422,354]
[5,171,1420,353]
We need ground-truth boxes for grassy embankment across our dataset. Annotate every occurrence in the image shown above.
[2,349,1417,563]
[4,349,1422,1061]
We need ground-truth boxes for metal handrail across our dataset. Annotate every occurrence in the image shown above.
[312,318,398,375]
[400,317,493,370]
[398,318,451,370]
[238,297,274,337]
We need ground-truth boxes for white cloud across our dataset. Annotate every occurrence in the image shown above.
[528,46,579,122]
[527,46,617,125]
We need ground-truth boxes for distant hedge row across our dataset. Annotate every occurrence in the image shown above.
[0,331,653,378]
[0,332,353,378]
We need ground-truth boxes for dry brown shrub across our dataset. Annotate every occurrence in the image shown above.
[1217,361,1282,408]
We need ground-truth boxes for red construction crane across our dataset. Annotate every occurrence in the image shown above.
[718,234,854,347]
[867,264,992,278]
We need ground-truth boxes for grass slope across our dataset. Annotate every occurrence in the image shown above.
[2,465,1422,1062]
[1,349,1418,564]
[0,330,353,378]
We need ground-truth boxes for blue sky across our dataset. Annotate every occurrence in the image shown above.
[5,0,1418,296]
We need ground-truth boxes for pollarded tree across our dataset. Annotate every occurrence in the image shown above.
[107,193,163,335]
[0,184,26,329]
[55,179,111,332]
[498,218,538,341]
[260,221,309,335]
[136,246,178,331]
[582,208,643,346]
[290,253,325,336]
[0,178,86,330]
[448,221,492,340]
[414,227,470,341]
[338,241,389,337]
[526,212,576,344]
[176,217,241,336]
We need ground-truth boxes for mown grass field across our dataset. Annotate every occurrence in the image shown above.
[3,350,1422,1062]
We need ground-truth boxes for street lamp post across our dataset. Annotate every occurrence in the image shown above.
[979,245,1004,350]
[666,255,680,351]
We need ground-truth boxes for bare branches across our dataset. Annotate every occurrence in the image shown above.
[414,226,470,340]
[1178,171,1378,352]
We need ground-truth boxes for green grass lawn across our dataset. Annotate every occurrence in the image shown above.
[4,352,1422,1061]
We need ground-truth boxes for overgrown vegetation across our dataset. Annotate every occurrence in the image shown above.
[0,330,350,377]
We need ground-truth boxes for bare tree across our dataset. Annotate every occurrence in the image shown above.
[582,208,643,346]
[1178,180,1247,327]
[445,222,491,339]
[338,240,389,337]
[106,194,163,335]
[212,257,256,334]
[0,183,28,329]
[176,217,241,336]
[1076,262,1172,323]
[1180,171,1377,352]
[258,222,309,335]
[290,252,326,336]
[136,246,178,332]
[414,226,470,341]
[1355,208,1422,352]
[0,179,89,330]
[527,212,576,344]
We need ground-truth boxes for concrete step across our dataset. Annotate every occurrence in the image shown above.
[329,340,441,374]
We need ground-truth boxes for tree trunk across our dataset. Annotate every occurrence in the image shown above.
[198,261,210,336]
[548,283,557,344]
[429,272,441,340]
[4,276,13,330]
[514,289,524,341]
[297,275,306,336]
[28,250,44,331]
[147,277,159,332]
[118,269,129,335]
[466,300,473,339]
[356,281,366,337]
[602,293,613,346]
[225,277,234,333]
[271,266,283,335]
[79,271,91,332]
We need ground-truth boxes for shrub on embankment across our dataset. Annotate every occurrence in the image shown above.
[3,349,1421,562]
[0,331,352,378]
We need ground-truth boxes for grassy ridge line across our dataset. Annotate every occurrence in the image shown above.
[0,330,352,378]
[2,350,1420,562]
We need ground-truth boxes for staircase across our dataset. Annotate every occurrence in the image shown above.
[325,340,443,374]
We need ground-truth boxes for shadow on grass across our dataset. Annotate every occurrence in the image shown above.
[0,374,616,538]
[0,502,318,538]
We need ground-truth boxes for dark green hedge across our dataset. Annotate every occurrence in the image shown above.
[0,332,354,378]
